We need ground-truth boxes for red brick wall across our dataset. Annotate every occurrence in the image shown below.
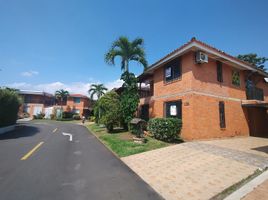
[139,51,268,140]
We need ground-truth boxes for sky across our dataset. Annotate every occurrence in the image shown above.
[0,0,268,95]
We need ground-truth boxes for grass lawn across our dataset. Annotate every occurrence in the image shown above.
[87,123,171,157]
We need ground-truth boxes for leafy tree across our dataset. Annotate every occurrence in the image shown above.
[120,72,140,129]
[105,36,148,72]
[94,91,121,132]
[55,89,69,118]
[237,54,268,71]
[0,88,21,127]
[88,84,108,100]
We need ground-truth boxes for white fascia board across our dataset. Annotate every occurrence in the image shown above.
[147,42,268,76]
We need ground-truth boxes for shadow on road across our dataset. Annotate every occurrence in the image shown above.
[0,125,40,140]
[252,146,268,154]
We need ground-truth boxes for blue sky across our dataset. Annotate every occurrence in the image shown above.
[0,0,268,95]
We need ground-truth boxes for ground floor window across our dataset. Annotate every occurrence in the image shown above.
[165,100,182,119]
[219,101,226,128]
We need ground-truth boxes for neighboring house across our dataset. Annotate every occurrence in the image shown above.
[18,90,55,118]
[61,94,92,117]
[18,91,92,118]
[138,38,268,140]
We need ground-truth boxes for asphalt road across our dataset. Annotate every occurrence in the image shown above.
[0,121,163,200]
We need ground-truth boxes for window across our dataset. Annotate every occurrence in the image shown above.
[219,101,226,128]
[165,100,182,119]
[216,61,223,82]
[73,97,81,104]
[232,70,240,86]
[164,58,181,82]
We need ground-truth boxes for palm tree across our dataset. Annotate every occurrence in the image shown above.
[88,84,108,100]
[55,89,69,118]
[105,36,148,72]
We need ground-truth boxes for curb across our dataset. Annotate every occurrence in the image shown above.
[224,169,268,200]
[0,124,16,135]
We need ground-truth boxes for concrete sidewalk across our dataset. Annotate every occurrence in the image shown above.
[242,177,268,200]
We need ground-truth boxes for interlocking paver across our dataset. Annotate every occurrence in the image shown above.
[122,137,268,200]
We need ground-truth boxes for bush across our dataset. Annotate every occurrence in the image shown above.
[72,114,81,120]
[148,118,182,142]
[50,113,55,120]
[129,118,147,138]
[94,91,121,132]
[0,88,21,127]
[33,112,45,119]
[62,111,73,119]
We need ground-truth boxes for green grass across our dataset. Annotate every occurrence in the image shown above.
[87,123,171,157]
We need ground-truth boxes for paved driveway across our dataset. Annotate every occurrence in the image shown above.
[122,137,268,200]
[0,122,162,200]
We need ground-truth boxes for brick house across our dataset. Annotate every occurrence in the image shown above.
[61,94,92,117]
[18,90,55,118]
[138,38,268,140]
[19,91,92,118]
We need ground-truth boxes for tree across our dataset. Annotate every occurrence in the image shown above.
[237,54,268,71]
[120,72,140,129]
[88,84,108,100]
[105,36,148,72]
[0,88,21,127]
[55,89,69,118]
[94,91,121,132]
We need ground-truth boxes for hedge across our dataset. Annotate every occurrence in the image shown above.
[0,89,21,127]
[148,118,182,142]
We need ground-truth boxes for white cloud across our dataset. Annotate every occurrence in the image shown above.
[5,79,124,97]
[21,70,39,77]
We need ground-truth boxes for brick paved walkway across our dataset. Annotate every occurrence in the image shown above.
[122,137,268,200]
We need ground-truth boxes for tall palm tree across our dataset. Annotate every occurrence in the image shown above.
[55,89,69,118]
[105,36,148,72]
[88,84,108,100]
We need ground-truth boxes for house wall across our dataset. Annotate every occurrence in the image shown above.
[64,97,90,116]
[139,51,268,140]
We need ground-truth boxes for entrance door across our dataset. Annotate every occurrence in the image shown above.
[140,104,149,121]
[247,107,268,138]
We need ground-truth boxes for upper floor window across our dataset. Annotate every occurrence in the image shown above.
[216,61,223,82]
[73,97,81,104]
[164,58,181,82]
[232,70,240,86]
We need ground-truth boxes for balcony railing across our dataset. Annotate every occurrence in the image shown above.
[246,87,264,101]
[139,89,153,98]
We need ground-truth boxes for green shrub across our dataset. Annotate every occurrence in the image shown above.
[95,91,121,133]
[62,111,73,119]
[33,112,45,119]
[148,118,182,142]
[129,118,147,138]
[72,114,81,120]
[0,88,21,127]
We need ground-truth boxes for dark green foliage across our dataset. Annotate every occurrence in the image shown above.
[105,36,148,72]
[33,112,45,119]
[88,84,108,99]
[94,91,121,132]
[0,89,21,127]
[237,54,268,71]
[148,118,182,142]
[62,111,73,119]
[120,72,140,127]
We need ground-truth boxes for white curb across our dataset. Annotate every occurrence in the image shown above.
[224,170,268,200]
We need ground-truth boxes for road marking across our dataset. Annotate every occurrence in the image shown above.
[52,128,58,133]
[62,132,73,141]
[21,142,44,160]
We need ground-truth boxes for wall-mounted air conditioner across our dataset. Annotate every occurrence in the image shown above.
[196,51,208,64]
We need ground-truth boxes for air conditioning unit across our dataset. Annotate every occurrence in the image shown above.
[196,51,208,64]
